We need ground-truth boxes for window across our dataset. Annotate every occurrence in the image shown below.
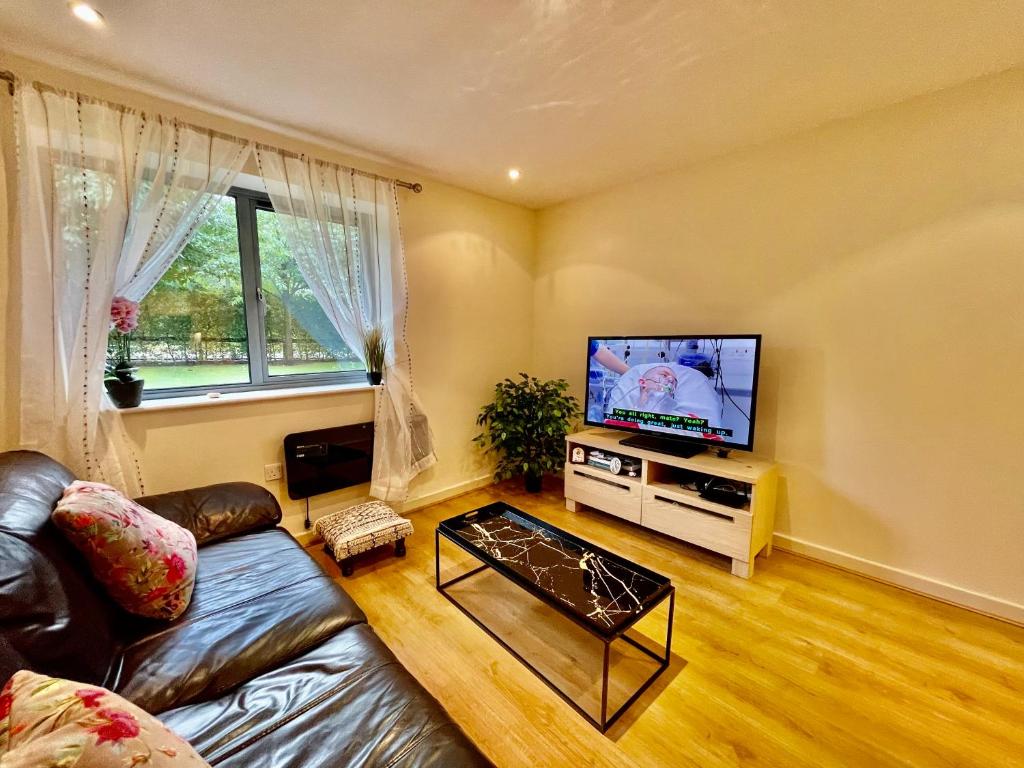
[135,188,363,396]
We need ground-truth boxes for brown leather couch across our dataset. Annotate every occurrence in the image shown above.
[0,450,492,767]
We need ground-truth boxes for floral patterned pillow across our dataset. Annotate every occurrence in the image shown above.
[52,481,198,620]
[0,670,209,767]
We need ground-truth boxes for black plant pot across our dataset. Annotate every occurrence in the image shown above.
[114,363,139,382]
[366,371,383,386]
[524,472,542,493]
[105,377,144,409]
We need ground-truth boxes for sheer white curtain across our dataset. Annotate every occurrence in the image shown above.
[255,147,436,501]
[15,83,250,491]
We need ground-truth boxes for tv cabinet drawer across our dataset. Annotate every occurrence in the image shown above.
[641,488,750,559]
[564,463,642,524]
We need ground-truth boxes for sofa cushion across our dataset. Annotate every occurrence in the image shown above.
[0,452,122,687]
[109,529,367,713]
[0,670,209,767]
[53,481,199,620]
[158,624,492,768]
[136,483,282,547]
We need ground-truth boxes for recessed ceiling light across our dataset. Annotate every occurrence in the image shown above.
[507,168,521,182]
[69,2,104,25]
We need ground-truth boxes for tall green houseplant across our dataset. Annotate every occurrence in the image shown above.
[475,373,581,492]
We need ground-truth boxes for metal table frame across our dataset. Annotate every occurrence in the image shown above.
[435,527,675,733]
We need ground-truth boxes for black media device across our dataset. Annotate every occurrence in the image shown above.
[584,335,762,459]
[676,470,750,508]
[700,479,750,509]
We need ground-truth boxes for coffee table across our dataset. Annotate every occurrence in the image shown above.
[435,501,674,732]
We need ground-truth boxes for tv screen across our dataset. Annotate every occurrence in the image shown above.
[585,335,761,451]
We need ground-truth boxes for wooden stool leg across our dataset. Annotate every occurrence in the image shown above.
[341,559,354,577]
[395,538,407,557]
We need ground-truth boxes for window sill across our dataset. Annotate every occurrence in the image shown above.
[116,382,378,415]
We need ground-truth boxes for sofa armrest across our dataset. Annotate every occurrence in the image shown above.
[135,482,282,546]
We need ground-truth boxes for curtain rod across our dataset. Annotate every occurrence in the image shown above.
[0,68,422,193]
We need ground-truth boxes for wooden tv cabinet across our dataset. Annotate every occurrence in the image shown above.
[564,429,778,578]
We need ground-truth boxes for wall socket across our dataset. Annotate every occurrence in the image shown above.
[264,462,283,482]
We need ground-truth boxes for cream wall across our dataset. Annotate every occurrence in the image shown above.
[533,67,1024,617]
[0,52,535,533]
[4,51,1023,618]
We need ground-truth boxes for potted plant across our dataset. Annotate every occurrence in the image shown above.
[474,373,581,492]
[104,296,144,408]
[363,326,388,386]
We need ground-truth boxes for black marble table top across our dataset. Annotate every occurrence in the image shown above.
[438,502,672,637]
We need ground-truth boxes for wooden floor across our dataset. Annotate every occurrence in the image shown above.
[308,481,1024,768]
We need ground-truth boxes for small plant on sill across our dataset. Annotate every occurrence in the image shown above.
[363,326,388,386]
[105,296,144,408]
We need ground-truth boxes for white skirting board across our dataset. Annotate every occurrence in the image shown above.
[402,473,495,513]
[773,533,1024,626]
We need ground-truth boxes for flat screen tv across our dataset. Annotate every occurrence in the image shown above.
[585,335,762,457]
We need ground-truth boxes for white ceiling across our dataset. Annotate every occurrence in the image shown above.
[2,1,1024,208]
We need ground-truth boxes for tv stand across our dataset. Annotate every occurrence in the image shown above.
[565,428,778,578]
[619,433,706,459]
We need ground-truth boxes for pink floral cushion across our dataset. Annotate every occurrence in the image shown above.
[0,670,209,766]
[52,481,198,620]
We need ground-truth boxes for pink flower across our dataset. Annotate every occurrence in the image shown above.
[110,296,140,334]
[89,708,140,744]
[0,682,12,720]
[164,553,187,584]
[144,585,170,602]
[75,688,105,709]
[71,514,95,530]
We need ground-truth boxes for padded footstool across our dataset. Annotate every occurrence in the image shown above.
[315,500,414,576]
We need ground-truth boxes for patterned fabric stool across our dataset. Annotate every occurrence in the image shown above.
[315,500,413,576]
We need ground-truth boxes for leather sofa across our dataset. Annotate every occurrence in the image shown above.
[0,450,492,767]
